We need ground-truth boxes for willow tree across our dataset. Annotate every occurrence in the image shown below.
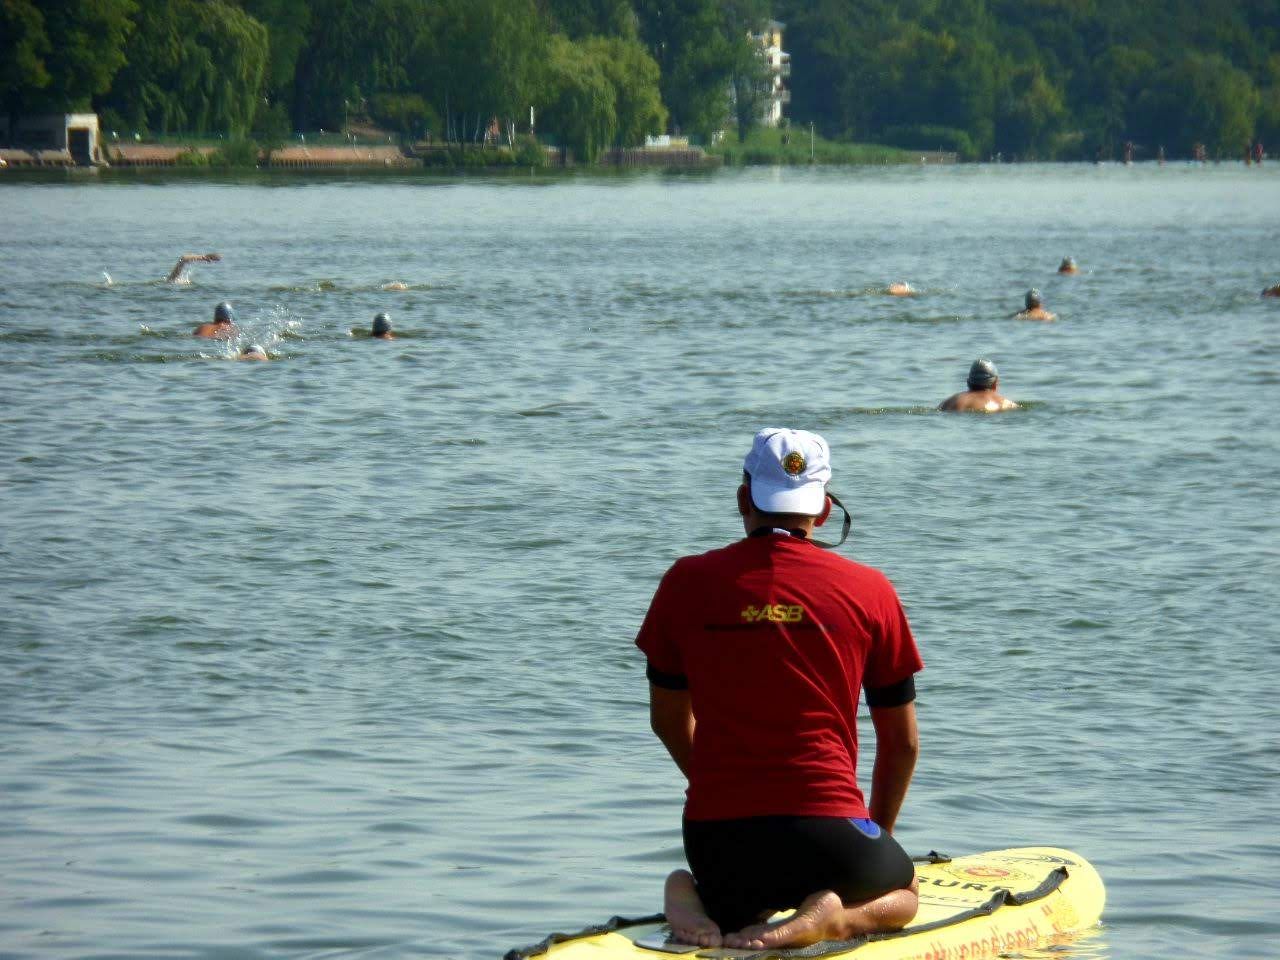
[99,0,267,136]
[538,33,616,160]
[582,36,667,147]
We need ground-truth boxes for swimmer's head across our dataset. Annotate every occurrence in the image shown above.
[371,312,392,336]
[214,301,235,323]
[241,343,267,357]
[1059,256,1077,272]
[967,358,999,390]
[1025,288,1043,309]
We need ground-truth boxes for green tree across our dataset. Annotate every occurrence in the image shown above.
[778,0,873,138]
[1257,54,1280,146]
[724,1,772,143]
[6,0,135,113]
[583,35,667,146]
[42,0,136,109]
[292,0,431,131]
[100,0,267,136]
[239,0,312,107]
[1134,53,1259,155]
[543,0,638,39]
[538,33,616,160]
[995,63,1068,158]
[635,0,743,140]
[1,0,51,117]
[1082,45,1158,148]
[425,0,546,141]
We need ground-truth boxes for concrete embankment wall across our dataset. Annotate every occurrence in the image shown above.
[0,148,77,168]
[599,147,720,168]
[98,144,414,168]
[267,146,414,168]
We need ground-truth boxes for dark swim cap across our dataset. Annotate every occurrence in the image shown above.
[214,301,235,322]
[967,358,999,390]
[371,313,392,335]
[1025,288,1043,309]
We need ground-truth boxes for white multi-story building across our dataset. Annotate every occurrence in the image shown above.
[753,20,791,127]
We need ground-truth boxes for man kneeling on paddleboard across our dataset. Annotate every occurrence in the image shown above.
[636,428,923,950]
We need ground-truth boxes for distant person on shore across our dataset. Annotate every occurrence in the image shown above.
[167,253,221,284]
[1014,289,1056,322]
[1057,257,1079,275]
[371,313,395,340]
[237,344,270,361]
[193,302,237,339]
[939,359,1018,413]
[885,282,916,297]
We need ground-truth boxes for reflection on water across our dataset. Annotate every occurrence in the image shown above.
[1,164,1278,960]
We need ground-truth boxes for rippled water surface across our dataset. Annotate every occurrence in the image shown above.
[2,164,1278,960]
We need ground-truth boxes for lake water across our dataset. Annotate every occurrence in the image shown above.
[1,163,1277,960]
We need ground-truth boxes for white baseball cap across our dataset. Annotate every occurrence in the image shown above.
[742,428,832,515]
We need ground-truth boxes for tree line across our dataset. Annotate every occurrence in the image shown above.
[776,0,1280,160]
[4,0,1278,161]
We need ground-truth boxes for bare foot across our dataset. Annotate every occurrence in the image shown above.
[663,870,722,947]
[723,881,920,950]
[724,891,842,949]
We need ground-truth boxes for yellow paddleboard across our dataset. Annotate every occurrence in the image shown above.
[505,847,1105,960]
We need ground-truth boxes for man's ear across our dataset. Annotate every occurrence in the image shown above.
[736,484,752,517]
[816,495,833,527]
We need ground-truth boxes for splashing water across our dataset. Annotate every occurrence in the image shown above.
[229,303,299,357]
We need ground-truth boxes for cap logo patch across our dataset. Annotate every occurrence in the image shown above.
[782,452,806,476]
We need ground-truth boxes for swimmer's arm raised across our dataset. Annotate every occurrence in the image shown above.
[167,253,222,282]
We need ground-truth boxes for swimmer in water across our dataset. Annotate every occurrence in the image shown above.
[193,301,238,339]
[939,359,1019,413]
[237,344,270,361]
[1058,257,1079,275]
[167,253,222,284]
[1014,289,1056,322]
[370,312,395,340]
[1262,284,1280,298]
[885,281,916,297]
[382,281,409,291]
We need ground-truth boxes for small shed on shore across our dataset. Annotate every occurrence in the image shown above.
[0,114,103,165]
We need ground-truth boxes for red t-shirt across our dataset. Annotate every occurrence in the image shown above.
[635,532,922,821]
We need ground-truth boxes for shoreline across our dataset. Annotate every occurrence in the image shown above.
[4,139,953,173]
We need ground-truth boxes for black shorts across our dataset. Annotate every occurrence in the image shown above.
[682,815,915,934]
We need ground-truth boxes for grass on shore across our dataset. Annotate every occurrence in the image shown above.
[709,126,916,165]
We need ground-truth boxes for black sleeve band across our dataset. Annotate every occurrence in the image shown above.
[646,662,689,690]
[864,675,916,708]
